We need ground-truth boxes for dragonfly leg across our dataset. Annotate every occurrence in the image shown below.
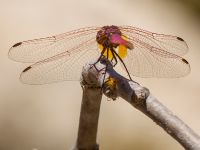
[102,48,110,89]
[90,47,106,72]
[93,47,106,65]
[112,49,133,81]
[110,49,118,67]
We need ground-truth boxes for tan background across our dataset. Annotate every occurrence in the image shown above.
[0,0,200,149]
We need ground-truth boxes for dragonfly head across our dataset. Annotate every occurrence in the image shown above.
[96,25,133,50]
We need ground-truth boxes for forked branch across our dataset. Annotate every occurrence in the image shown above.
[73,57,200,150]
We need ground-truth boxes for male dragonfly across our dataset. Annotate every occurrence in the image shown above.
[9,25,190,84]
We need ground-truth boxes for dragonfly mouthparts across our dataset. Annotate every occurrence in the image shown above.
[110,34,134,50]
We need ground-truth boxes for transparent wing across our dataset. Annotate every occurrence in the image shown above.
[20,39,100,84]
[120,37,190,78]
[119,26,188,56]
[8,26,100,63]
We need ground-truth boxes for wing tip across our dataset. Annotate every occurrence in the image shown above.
[19,66,35,85]
[22,66,32,73]
[8,42,23,61]
[12,42,22,48]
[181,58,189,64]
[177,37,184,42]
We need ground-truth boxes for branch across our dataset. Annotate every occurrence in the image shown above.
[73,57,200,150]
[72,61,102,150]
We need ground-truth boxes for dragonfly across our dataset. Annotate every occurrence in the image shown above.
[8,25,190,84]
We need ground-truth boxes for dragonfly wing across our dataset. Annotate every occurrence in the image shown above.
[119,26,188,56]
[120,38,190,78]
[20,39,100,84]
[9,26,100,63]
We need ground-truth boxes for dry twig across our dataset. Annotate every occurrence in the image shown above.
[73,58,200,150]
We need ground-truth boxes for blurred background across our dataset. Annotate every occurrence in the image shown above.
[0,0,200,149]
